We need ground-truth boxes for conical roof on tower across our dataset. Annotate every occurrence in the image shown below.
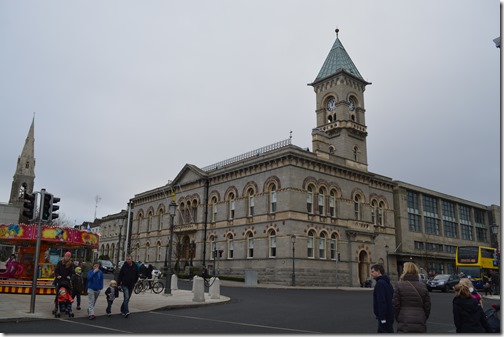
[312,29,365,84]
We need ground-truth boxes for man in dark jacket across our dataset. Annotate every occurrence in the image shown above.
[118,255,139,318]
[371,264,394,333]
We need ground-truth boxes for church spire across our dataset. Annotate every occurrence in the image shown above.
[9,116,36,207]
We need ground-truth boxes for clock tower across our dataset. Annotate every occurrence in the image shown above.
[308,29,370,171]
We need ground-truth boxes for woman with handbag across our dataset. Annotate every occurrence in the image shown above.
[392,262,431,333]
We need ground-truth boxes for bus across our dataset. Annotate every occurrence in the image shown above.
[456,246,499,289]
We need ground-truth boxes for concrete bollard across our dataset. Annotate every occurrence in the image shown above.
[191,275,196,293]
[192,276,205,302]
[209,277,220,299]
[171,274,178,290]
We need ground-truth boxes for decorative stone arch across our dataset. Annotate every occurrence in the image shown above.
[263,176,281,192]
[302,176,318,190]
[242,181,259,197]
[356,246,372,287]
[350,188,366,203]
[208,190,221,203]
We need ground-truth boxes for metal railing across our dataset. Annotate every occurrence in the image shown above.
[201,138,292,172]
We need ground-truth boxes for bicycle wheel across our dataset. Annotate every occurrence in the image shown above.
[134,282,144,294]
[152,281,164,294]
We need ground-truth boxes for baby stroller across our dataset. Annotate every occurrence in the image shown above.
[485,304,500,333]
[52,278,74,318]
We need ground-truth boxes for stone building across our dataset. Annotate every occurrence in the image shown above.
[125,30,499,287]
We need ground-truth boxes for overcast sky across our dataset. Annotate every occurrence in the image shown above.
[0,0,500,226]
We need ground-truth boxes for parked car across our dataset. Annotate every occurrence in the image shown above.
[427,274,460,292]
[98,259,115,273]
[419,273,427,284]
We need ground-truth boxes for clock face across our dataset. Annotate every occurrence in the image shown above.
[326,97,336,111]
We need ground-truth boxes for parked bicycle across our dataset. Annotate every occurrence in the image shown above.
[134,277,164,294]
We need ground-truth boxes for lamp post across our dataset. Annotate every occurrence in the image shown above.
[291,235,296,287]
[491,223,499,248]
[164,201,177,296]
[385,244,389,275]
[117,224,123,266]
[189,241,196,267]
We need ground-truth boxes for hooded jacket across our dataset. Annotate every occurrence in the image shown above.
[373,274,394,322]
[453,296,492,333]
[393,274,431,333]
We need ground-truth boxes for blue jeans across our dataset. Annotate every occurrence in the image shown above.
[120,286,133,314]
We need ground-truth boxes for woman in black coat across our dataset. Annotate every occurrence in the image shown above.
[453,283,492,333]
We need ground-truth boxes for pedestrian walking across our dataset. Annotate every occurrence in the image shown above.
[392,262,431,333]
[105,279,120,317]
[452,283,492,333]
[371,263,394,333]
[459,277,483,308]
[118,255,139,318]
[87,261,104,320]
[71,267,84,310]
[54,251,74,284]
[80,259,92,295]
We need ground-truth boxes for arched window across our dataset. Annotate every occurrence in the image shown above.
[211,196,218,223]
[318,188,325,215]
[378,201,385,226]
[147,210,153,232]
[228,193,235,220]
[353,146,359,161]
[269,185,277,213]
[156,241,162,261]
[354,195,361,220]
[268,230,276,257]
[191,200,198,223]
[248,189,255,217]
[307,186,314,213]
[307,231,315,258]
[158,208,164,231]
[145,242,150,262]
[247,232,254,258]
[329,190,336,217]
[371,200,377,224]
[227,234,234,259]
[137,213,144,234]
[319,232,326,259]
[330,233,338,260]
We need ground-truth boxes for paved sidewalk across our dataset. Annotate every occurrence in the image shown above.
[0,286,229,322]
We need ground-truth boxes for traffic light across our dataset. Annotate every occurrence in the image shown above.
[50,196,60,220]
[41,193,52,221]
[41,193,60,221]
[22,192,36,220]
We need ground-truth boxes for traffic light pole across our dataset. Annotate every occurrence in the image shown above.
[29,188,45,314]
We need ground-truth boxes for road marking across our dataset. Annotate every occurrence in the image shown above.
[58,318,133,333]
[150,311,321,333]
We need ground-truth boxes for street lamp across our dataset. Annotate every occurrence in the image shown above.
[385,244,389,275]
[491,223,499,248]
[189,241,196,267]
[164,200,177,296]
[291,235,296,286]
[117,224,123,266]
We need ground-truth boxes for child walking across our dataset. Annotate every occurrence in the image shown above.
[71,267,84,310]
[105,279,119,317]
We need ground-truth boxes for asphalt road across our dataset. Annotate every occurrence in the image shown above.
[0,281,499,334]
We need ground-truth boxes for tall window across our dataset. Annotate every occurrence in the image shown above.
[210,236,216,260]
[444,221,457,238]
[306,186,313,213]
[425,217,440,235]
[145,242,150,262]
[211,197,218,223]
[370,200,377,224]
[318,188,325,215]
[459,205,472,240]
[378,201,384,226]
[268,231,276,257]
[147,211,153,232]
[270,185,277,213]
[156,241,162,261]
[461,224,473,241]
[442,200,456,221]
[353,146,359,161]
[248,189,255,216]
[330,234,338,260]
[247,232,254,258]
[228,193,235,220]
[137,214,143,234]
[227,235,234,259]
[319,232,326,259]
[329,191,336,217]
[476,228,487,242]
[307,231,315,258]
[158,209,164,230]
[354,195,361,220]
